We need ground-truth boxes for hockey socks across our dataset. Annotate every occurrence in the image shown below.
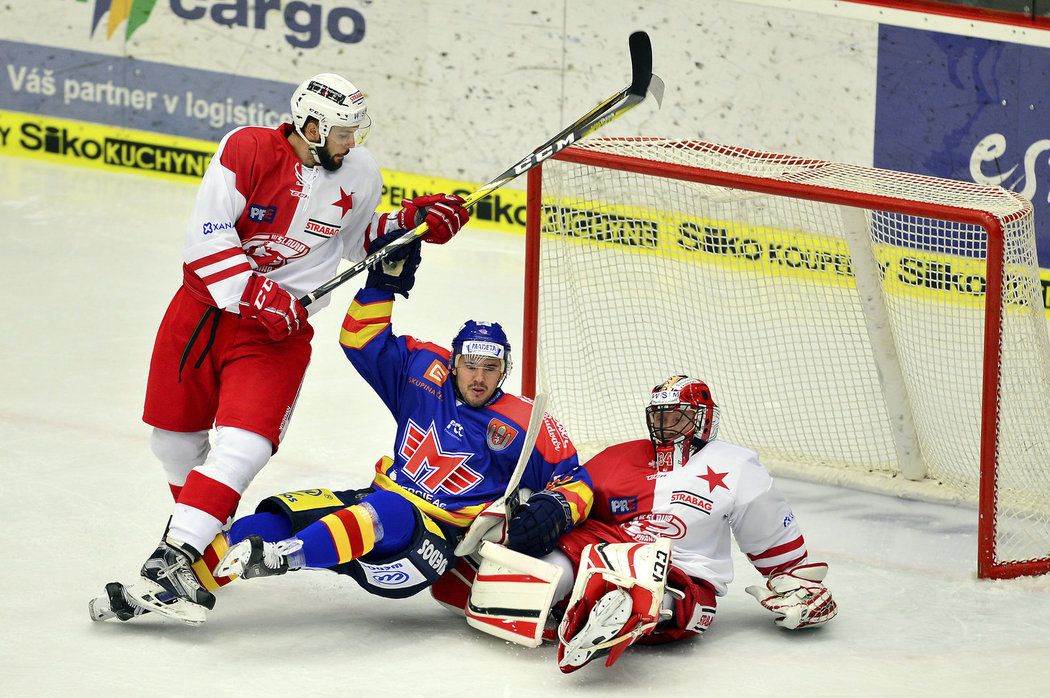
[300,505,377,567]
[228,512,295,545]
[191,532,239,590]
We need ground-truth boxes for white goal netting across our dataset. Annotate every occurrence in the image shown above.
[529,138,1050,578]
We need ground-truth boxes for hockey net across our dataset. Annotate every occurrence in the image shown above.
[522,138,1050,579]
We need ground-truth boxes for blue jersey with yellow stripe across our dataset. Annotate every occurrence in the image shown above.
[339,287,594,529]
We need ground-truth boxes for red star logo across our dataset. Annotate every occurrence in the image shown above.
[697,466,729,493]
[332,187,354,218]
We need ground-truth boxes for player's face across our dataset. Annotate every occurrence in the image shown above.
[455,356,503,407]
[646,406,697,443]
[316,126,358,171]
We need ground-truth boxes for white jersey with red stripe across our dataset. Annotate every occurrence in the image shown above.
[582,438,809,595]
[181,123,388,314]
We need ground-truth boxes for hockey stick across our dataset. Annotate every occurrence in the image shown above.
[454,392,550,557]
[300,31,663,307]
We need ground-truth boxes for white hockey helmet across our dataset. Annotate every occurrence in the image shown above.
[290,73,370,148]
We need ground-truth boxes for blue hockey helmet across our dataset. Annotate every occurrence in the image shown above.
[450,320,512,387]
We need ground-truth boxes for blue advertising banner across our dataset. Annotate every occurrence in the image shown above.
[874,25,1050,269]
[0,39,294,142]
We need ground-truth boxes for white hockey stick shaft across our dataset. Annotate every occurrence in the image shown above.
[502,391,550,506]
[300,31,662,307]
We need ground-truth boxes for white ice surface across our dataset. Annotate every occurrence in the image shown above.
[1,158,1048,697]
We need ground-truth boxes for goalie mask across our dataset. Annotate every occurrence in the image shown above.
[645,375,719,471]
[450,320,512,399]
[291,73,371,150]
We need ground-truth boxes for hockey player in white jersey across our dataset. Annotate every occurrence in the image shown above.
[88,72,469,624]
[434,375,837,672]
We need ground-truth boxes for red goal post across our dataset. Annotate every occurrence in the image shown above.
[522,138,1050,579]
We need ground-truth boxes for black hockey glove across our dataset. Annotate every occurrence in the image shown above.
[365,229,422,298]
[505,490,573,558]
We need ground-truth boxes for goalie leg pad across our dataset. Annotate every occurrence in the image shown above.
[430,555,481,614]
[640,567,718,644]
[556,538,672,673]
[464,541,563,648]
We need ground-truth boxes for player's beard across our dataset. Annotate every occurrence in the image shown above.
[314,145,343,172]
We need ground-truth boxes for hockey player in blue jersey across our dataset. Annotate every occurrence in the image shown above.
[161,229,596,614]
[90,227,592,624]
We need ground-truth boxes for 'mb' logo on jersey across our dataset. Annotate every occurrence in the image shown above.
[610,496,637,516]
[248,204,277,223]
[400,420,481,495]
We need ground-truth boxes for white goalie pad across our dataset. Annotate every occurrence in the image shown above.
[556,538,672,672]
[464,541,563,648]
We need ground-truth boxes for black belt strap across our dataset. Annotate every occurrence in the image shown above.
[177,306,221,383]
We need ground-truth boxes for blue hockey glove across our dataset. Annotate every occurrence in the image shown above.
[365,229,422,298]
[505,490,573,558]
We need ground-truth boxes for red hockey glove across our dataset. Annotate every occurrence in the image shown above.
[395,193,469,244]
[238,274,306,342]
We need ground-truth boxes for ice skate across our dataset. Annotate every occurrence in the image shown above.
[122,540,216,626]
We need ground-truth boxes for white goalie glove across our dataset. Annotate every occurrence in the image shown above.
[745,562,837,630]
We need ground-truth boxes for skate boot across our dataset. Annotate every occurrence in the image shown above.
[215,535,305,579]
[123,539,216,625]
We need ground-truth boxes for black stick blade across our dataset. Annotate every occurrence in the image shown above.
[628,31,653,97]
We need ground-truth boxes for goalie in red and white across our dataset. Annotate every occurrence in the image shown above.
[434,375,837,672]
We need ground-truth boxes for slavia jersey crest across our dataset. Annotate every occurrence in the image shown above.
[399,420,481,495]
[243,234,309,272]
[622,512,688,542]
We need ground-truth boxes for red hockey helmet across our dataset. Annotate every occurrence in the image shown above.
[645,375,719,452]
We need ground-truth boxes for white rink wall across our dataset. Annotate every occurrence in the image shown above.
[2,0,881,179]
[3,2,1049,314]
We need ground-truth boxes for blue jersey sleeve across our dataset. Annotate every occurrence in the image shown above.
[338,287,411,417]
